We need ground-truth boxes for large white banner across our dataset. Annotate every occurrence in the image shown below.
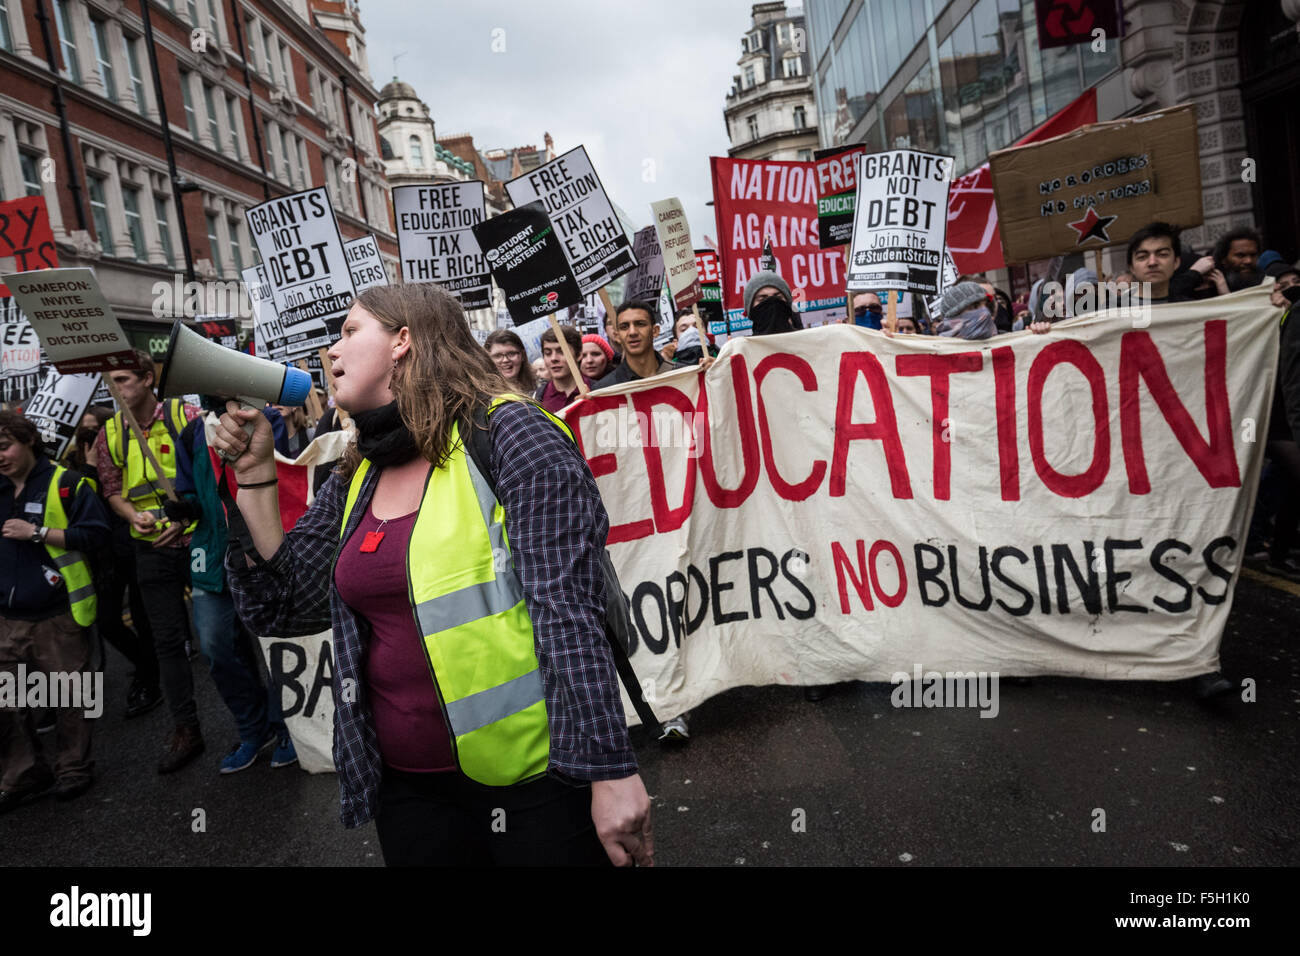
[564,287,1279,723]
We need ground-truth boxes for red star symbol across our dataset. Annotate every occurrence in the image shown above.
[1067,207,1117,245]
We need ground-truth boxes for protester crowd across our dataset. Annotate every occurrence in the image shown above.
[1,218,1297,867]
[0,357,345,812]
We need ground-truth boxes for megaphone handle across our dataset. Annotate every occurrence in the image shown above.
[217,397,266,462]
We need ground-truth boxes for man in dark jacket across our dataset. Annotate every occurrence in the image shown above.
[0,411,110,811]
[595,301,687,389]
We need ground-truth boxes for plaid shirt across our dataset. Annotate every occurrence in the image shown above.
[226,400,637,828]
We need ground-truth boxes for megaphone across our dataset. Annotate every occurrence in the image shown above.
[158,320,313,457]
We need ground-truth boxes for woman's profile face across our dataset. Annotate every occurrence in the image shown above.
[327,304,405,413]
[579,342,608,379]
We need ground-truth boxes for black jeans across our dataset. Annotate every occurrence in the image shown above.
[1265,440,1300,563]
[374,767,611,867]
[94,535,158,687]
[132,542,197,728]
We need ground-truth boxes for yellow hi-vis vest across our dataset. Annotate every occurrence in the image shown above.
[103,399,196,542]
[338,396,573,786]
[42,465,98,627]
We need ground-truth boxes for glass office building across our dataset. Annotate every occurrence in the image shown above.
[806,0,1120,176]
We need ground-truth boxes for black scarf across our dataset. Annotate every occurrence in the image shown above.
[749,296,802,336]
[352,401,420,467]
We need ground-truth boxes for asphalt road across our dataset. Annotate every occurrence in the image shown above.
[3,570,1297,867]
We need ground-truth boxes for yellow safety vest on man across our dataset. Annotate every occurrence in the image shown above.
[42,465,98,627]
[103,398,196,541]
[339,395,573,786]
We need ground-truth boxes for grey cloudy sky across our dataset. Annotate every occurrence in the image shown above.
[363,0,760,245]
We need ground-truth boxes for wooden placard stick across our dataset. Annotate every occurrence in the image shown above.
[296,358,323,421]
[598,286,619,340]
[1091,247,1104,282]
[102,373,177,501]
[886,294,898,334]
[316,347,351,429]
[548,313,588,398]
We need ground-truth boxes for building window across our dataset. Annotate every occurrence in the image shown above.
[203,83,220,144]
[155,195,174,266]
[261,25,275,83]
[89,19,118,101]
[409,135,423,165]
[0,0,12,52]
[783,55,802,78]
[285,131,299,184]
[206,213,224,275]
[180,72,198,136]
[123,35,147,114]
[747,115,759,140]
[53,0,81,83]
[226,96,242,155]
[776,23,784,45]
[87,175,112,254]
[797,148,813,161]
[793,105,806,129]
[19,152,44,197]
[122,185,147,260]
[207,0,221,36]
[186,0,200,27]
[229,219,244,274]
[743,65,755,89]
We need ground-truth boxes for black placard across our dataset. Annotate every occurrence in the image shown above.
[471,202,583,325]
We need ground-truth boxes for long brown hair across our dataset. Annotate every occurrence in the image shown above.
[337,284,508,479]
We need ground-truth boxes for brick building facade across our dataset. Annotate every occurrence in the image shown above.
[0,0,396,351]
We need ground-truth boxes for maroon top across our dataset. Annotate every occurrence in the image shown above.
[335,502,454,772]
[536,376,593,413]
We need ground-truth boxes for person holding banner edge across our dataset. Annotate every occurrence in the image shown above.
[215,283,653,866]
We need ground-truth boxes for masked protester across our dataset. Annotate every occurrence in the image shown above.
[743,272,803,336]
[933,282,997,340]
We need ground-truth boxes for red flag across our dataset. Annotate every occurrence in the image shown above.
[947,88,1097,274]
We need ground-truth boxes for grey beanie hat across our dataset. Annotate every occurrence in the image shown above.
[934,280,988,319]
[744,270,792,313]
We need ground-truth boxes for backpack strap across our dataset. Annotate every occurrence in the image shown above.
[463,398,662,736]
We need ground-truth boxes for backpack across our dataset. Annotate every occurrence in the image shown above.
[461,399,662,736]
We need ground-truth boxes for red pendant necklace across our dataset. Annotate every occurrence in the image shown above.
[360,518,389,553]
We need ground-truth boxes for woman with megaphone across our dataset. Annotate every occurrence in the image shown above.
[211,283,652,867]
